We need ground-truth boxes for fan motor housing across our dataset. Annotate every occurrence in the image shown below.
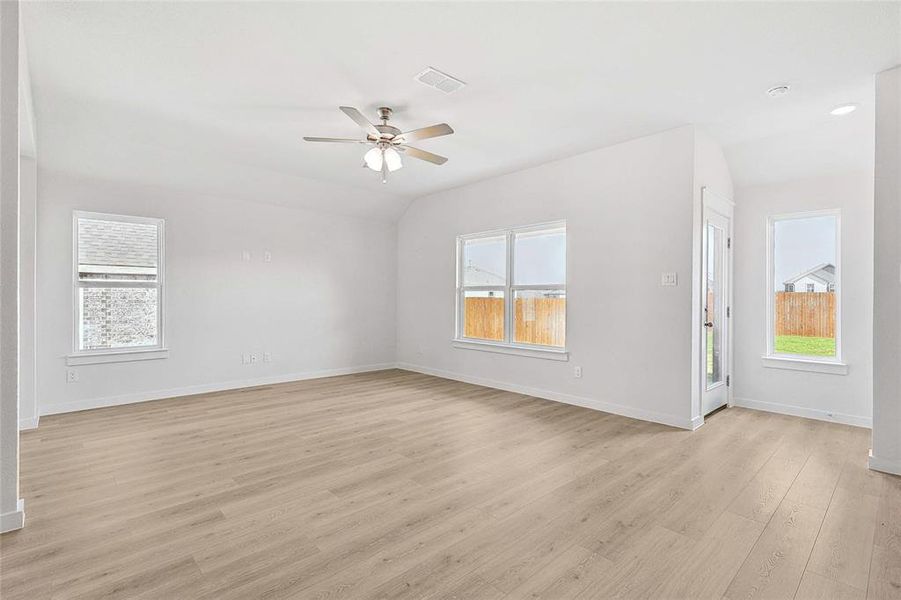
[375,107,400,140]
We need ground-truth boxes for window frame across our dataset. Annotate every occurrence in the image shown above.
[69,210,168,365]
[764,209,845,373]
[454,220,567,358]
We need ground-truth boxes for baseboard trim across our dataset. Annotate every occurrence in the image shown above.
[40,360,700,429]
[868,451,901,476]
[0,499,25,533]
[396,362,694,430]
[40,363,397,417]
[18,416,39,431]
[732,397,871,429]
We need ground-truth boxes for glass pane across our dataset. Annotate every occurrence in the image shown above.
[773,216,837,357]
[78,217,159,282]
[462,236,506,286]
[514,227,565,285]
[79,287,159,350]
[706,224,724,387]
[514,290,565,347]
[463,290,504,341]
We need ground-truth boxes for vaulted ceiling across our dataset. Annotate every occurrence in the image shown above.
[22,2,900,219]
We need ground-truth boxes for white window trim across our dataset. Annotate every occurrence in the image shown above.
[454,220,567,359]
[66,348,169,366]
[764,209,846,374]
[70,210,168,364]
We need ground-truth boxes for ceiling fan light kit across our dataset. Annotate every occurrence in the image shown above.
[304,106,453,184]
[364,146,403,174]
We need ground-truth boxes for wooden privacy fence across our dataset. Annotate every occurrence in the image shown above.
[464,297,565,347]
[775,291,835,337]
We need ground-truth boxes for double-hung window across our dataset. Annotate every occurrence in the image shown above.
[456,222,566,353]
[765,210,843,372]
[71,211,166,364]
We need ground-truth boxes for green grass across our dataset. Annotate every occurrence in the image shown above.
[774,335,836,356]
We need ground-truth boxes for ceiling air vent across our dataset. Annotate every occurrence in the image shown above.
[415,67,466,94]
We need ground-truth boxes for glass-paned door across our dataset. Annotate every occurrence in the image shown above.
[702,207,731,415]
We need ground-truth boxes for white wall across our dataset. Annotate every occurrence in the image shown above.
[36,170,397,415]
[18,156,36,429]
[17,17,36,430]
[872,66,901,475]
[17,19,36,429]
[732,171,874,427]
[0,0,24,533]
[397,126,709,429]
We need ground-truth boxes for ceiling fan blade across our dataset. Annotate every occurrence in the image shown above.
[395,123,453,143]
[339,106,380,137]
[399,145,448,165]
[303,137,369,143]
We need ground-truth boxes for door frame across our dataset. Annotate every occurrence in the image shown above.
[696,187,735,423]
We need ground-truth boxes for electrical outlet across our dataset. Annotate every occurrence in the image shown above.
[242,353,251,365]
[250,353,259,364]
[661,272,678,286]
[263,251,272,263]
[574,366,582,378]
[263,352,272,363]
[66,369,79,383]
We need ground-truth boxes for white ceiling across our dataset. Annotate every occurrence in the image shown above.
[21,2,901,219]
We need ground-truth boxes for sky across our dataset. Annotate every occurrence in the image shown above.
[773,215,836,286]
[463,229,565,286]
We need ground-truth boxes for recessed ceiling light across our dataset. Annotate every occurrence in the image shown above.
[766,84,791,98]
[830,103,858,116]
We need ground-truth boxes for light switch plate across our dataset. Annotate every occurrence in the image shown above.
[661,272,678,286]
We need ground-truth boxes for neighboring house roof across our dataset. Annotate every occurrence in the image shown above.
[464,262,505,286]
[784,263,835,286]
[78,218,158,275]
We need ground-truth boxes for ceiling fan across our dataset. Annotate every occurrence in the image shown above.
[304,106,454,184]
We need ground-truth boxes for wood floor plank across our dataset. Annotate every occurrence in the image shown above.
[0,369,892,600]
[727,421,816,524]
[650,510,765,599]
[867,545,901,600]
[806,486,880,592]
[874,473,901,551]
[724,500,826,600]
[796,571,866,600]
[573,525,693,599]
[506,544,613,600]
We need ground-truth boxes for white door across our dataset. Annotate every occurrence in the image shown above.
[701,197,732,415]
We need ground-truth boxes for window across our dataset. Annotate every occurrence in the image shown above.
[72,212,165,360]
[456,222,566,352]
[766,210,841,366]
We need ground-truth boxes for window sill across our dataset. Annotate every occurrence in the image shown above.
[452,339,569,361]
[761,355,848,375]
[67,348,169,366]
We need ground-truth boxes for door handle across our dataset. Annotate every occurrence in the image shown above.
[704,321,714,328]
